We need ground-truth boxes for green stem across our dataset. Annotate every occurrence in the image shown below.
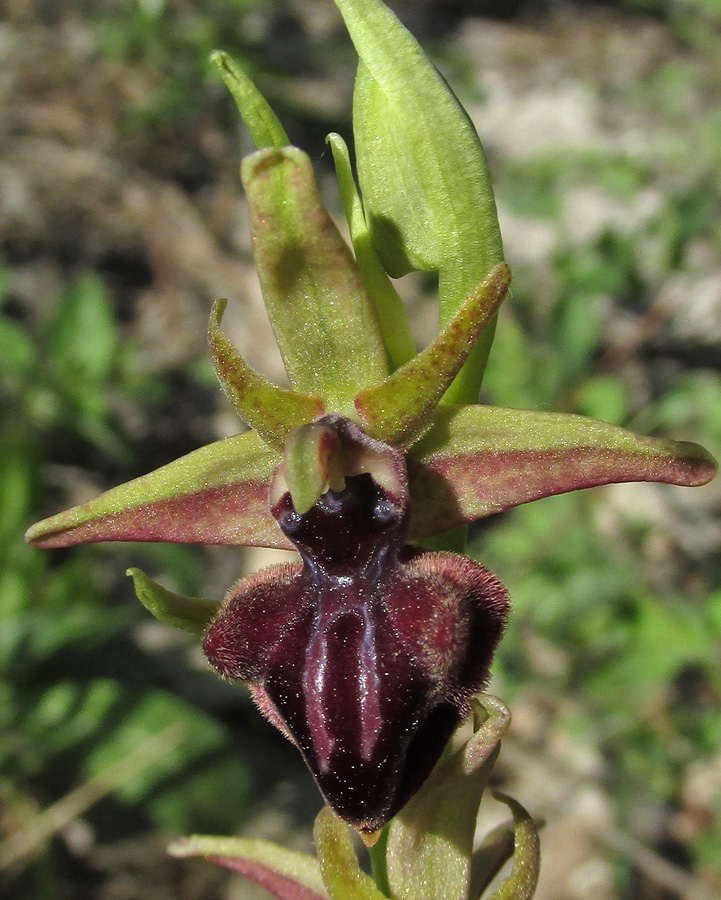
[368,825,391,897]
[327,132,416,371]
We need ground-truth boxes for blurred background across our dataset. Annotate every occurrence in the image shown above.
[1,1,720,898]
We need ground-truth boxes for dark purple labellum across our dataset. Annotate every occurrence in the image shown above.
[203,416,509,833]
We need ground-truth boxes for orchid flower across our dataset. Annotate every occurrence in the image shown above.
[25,0,716,897]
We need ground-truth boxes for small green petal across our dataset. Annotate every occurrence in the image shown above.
[326,131,415,371]
[242,146,388,415]
[407,404,718,539]
[485,794,541,900]
[169,834,328,900]
[127,567,220,635]
[385,696,511,900]
[355,264,511,447]
[25,431,290,550]
[210,50,289,150]
[208,298,324,449]
[313,807,387,900]
[282,423,345,515]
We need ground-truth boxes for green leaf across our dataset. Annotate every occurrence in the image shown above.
[333,0,504,400]
[242,146,388,415]
[355,264,510,446]
[0,316,34,378]
[25,430,290,549]
[313,807,388,900]
[126,567,220,635]
[0,444,34,548]
[210,50,289,149]
[208,298,324,449]
[169,834,329,900]
[326,131,415,371]
[485,794,540,900]
[573,375,630,425]
[385,696,511,900]
[470,819,516,899]
[48,275,117,383]
[406,404,718,539]
[82,692,219,808]
[367,826,391,898]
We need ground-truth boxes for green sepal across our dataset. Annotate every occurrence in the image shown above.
[385,695,511,900]
[313,807,387,900]
[407,404,718,539]
[355,264,511,447]
[484,794,540,900]
[242,146,388,416]
[208,298,324,449]
[333,0,504,401]
[210,50,289,149]
[326,131,415,371]
[127,567,220,635]
[169,834,329,900]
[25,430,291,550]
[282,423,345,515]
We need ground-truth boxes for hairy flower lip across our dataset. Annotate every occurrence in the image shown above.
[203,536,509,832]
[203,415,509,833]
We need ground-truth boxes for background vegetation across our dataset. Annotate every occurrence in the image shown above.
[1,1,719,898]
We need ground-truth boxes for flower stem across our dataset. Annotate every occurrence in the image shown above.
[368,825,391,897]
